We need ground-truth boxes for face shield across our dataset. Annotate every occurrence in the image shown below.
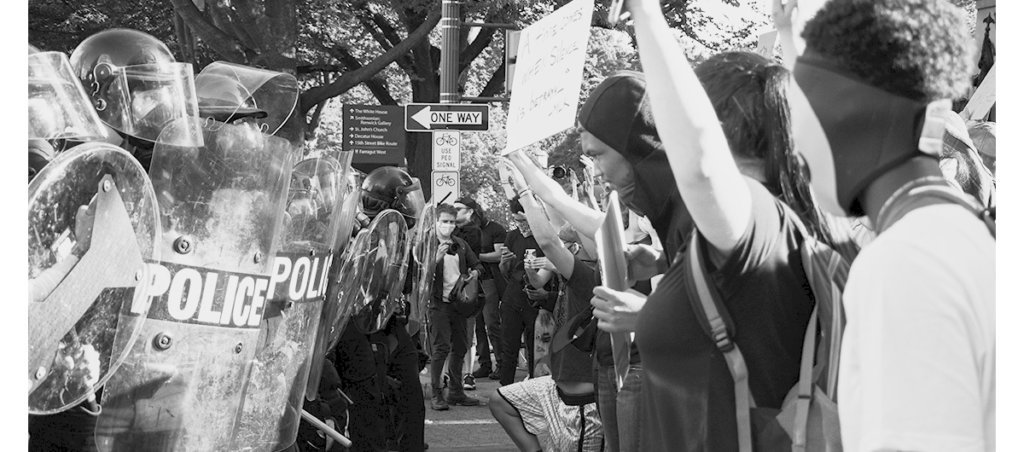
[91,61,202,146]
[195,62,300,146]
[29,52,106,142]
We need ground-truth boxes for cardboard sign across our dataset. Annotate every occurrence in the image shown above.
[962,62,996,121]
[503,0,594,154]
[757,30,778,59]
[594,191,633,391]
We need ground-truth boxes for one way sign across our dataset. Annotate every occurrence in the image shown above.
[405,104,490,132]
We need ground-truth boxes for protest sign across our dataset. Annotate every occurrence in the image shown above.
[503,0,593,155]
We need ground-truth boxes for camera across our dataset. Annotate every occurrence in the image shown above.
[550,165,568,179]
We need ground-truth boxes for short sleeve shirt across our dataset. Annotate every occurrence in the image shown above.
[502,229,542,309]
[634,178,815,451]
[838,205,994,452]
[479,220,507,279]
[550,257,599,384]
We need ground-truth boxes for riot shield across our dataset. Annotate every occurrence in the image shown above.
[305,210,405,391]
[28,142,159,414]
[347,210,407,335]
[95,117,297,452]
[230,154,354,452]
[407,205,438,331]
[29,51,106,142]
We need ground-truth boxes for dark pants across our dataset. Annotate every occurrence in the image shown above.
[385,320,425,452]
[427,301,470,394]
[334,327,385,452]
[498,302,538,386]
[474,278,503,370]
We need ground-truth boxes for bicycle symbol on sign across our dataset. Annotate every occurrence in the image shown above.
[435,174,457,187]
[435,134,458,146]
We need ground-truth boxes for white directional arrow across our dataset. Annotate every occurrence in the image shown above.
[412,106,433,129]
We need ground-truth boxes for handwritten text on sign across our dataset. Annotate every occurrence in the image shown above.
[504,0,594,154]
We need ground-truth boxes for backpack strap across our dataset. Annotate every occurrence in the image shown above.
[791,304,819,452]
[877,181,996,238]
[682,232,755,452]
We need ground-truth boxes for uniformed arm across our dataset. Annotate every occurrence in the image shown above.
[629,0,752,258]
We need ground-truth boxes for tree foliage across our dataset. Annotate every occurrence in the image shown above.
[29,0,794,216]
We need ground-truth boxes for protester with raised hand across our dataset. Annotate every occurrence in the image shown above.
[587,0,852,450]
[506,72,689,450]
[792,1,994,450]
[489,164,603,452]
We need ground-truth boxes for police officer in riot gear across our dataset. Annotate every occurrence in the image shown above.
[330,165,428,452]
[70,28,200,170]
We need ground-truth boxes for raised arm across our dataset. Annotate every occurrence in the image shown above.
[505,152,604,239]
[774,0,804,70]
[629,0,752,256]
[509,167,577,280]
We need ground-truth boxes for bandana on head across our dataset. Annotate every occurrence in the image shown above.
[791,51,950,216]
[577,71,679,230]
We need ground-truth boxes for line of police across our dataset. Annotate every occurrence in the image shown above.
[29,28,436,451]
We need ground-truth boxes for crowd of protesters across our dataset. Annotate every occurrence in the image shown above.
[451,0,995,451]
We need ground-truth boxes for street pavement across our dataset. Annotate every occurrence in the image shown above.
[419,367,527,451]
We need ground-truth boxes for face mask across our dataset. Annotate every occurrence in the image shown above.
[791,52,948,216]
[437,223,455,236]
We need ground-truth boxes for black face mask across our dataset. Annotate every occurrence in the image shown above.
[618,150,692,256]
[792,52,949,216]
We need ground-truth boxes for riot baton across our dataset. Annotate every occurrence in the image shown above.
[300,409,353,448]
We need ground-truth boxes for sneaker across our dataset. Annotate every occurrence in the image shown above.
[430,388,449,411]
[471,365,492,379]
[463,374,476,391]
[488,370,501,380]
[446,391,481,406]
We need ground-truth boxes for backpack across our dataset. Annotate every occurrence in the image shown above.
[683,226,849,452]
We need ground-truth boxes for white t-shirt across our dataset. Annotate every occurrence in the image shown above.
[838,204,995,452]
[441,242,461,302]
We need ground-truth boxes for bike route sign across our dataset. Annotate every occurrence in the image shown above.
[343,105,407,167]
[431,171,460,206]
[432,131,461,171]
[405,104,489,132]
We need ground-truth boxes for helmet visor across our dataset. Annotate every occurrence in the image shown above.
[29,52,106,141]
[95,62,201,145]
[195,62,299,139]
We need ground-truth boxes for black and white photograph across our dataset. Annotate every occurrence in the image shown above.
[22,0,1009,450]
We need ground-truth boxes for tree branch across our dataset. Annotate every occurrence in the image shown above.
[299,7,440,113]
[457,27,495,74]
[169,0,247,62]
[473,60,506,101]
[329,45,398,105]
